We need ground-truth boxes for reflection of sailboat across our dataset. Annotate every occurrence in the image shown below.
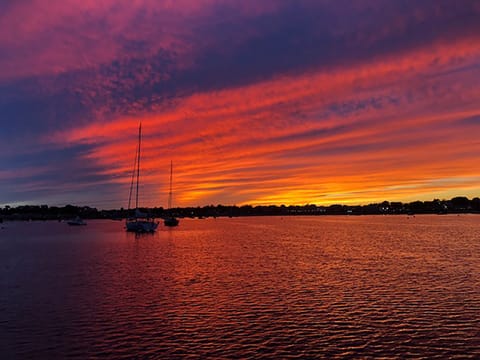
[164,160,179,227]
[126,123,159,233]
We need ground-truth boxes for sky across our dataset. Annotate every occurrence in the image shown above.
[1,0,480,209]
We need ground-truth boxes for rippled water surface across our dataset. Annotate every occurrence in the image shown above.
[1,215,479,358]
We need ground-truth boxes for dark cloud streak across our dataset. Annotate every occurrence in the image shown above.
[3,0,479,137]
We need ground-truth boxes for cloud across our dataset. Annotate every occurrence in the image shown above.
[1,0,480,207]
[43,35,480,207]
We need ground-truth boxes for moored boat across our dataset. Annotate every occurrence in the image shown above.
[67,216,87,226]
[164,160,179,227]
[126,123,159,233]
[164,216,179,227]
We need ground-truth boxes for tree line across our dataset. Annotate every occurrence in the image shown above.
[1,196,479,221]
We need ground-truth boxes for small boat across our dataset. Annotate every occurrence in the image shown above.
[164,216,179,227]
[164,160,179,227]
[67,216,87,226]
[126,123,159,233]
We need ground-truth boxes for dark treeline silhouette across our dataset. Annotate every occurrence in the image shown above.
[1,197,479,221]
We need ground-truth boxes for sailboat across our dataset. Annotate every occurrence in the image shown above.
[67,216,87,226]
[164,160,179,227]
[126,123,159,233]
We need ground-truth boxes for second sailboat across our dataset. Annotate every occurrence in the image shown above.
[164,160,179,227]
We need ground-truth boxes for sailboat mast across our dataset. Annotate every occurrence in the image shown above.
[168,160,173,209]
[127,141,138,210]
[136,123,142,210]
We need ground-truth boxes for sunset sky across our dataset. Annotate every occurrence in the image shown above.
[1,0,479,209]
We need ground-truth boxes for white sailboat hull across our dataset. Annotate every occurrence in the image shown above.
[126,219,159,233]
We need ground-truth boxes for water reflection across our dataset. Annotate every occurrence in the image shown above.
[1,216,479,358]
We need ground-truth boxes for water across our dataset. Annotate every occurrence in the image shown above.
[1,215,479,358]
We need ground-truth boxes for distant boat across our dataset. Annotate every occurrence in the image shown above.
[164,216,179,227]
[67,216,87,226]
[126,123,159,233]
[164,160,179,227]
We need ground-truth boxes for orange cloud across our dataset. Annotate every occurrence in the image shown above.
[43,32,480,208]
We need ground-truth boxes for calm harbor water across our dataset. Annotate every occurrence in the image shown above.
[1,215,479,359]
